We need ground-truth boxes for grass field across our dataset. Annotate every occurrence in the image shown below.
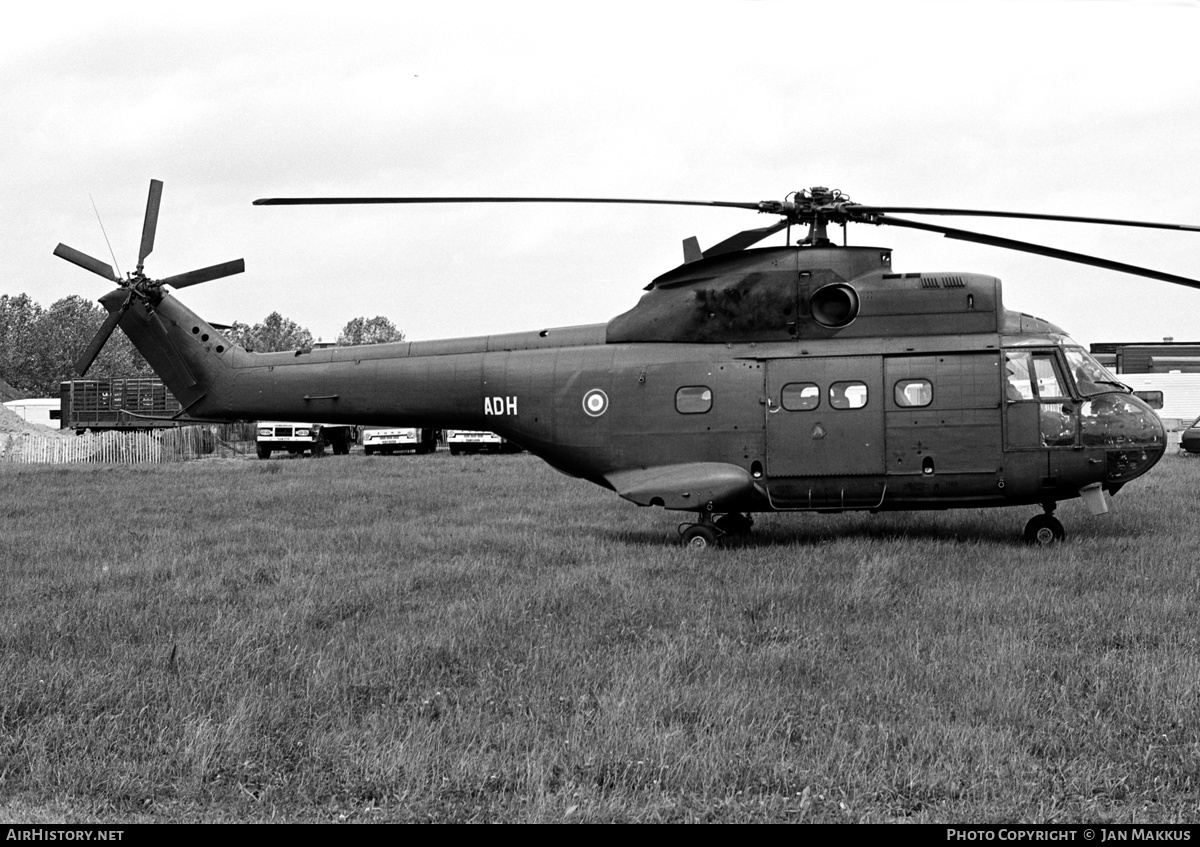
[2,450,1199,823]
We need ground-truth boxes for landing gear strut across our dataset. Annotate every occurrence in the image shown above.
[1023,503,1065,546]
[678,511,754,548]
[715,512,754,538]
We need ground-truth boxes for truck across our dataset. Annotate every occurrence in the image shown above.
[361,426,438,455]
[444,429,519,455]
[255,421,357,458]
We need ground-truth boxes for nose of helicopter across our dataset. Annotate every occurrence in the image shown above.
[1080,392,1167,484]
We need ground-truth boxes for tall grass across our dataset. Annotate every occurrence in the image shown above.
[2,452,1199,822]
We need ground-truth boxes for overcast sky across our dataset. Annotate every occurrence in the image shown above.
[3,0,1199,348]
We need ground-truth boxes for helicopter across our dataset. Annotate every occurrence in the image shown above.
[53,182,1200,548]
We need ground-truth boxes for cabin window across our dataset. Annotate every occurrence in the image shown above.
[829,381,868,410]
[894,378,932,408]
[781,382,820,411]
[675,386,712,414]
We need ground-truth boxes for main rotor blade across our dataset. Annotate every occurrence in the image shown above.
[160,258,245,289]
[702,219,790,257]
[849,205,1200,233]
[53,243,119,282]
[75,292,134,376]
[877,215,1200,291]
[253,193,1200,235]
[253,195,763,211]
[139,178,163,265]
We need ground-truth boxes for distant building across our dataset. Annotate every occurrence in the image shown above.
[1090,340,1200,434]
[2,397,61,428]
[1089,340,1200,374]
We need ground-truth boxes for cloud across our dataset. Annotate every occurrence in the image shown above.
[4,0,1200,345]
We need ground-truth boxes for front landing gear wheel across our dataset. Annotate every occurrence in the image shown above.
[1024,514,1066,546]
[680,524,719,549]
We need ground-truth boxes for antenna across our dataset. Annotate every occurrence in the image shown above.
[90,194,122,280]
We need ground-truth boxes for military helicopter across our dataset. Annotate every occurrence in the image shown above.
[54,182,1199,547]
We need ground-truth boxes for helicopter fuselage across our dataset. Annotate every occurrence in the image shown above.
[103,245,1166,524]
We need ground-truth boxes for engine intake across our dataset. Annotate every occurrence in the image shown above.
[810,283,860,328]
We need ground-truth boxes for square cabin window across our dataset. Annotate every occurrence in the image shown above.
[781,382,820,411]
[675,386,713,414]
[829,381,868,410]
[894,378,932,408]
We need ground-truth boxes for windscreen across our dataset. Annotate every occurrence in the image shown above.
[1063,345,1126,397]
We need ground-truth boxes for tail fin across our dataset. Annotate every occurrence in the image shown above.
[99,288,234,412]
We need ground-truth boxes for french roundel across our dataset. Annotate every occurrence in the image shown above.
[582,388,609,417]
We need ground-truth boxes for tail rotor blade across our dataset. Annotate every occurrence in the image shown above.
[160,258,245,289]
[139,179,163,265]
[74,293,134,376]
[54,243,120,282]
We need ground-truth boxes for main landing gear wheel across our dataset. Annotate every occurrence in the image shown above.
[680,524,719,549]
[1023,513,1066,546]
[678,512,753,548]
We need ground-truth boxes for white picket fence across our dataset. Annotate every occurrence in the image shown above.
[0,427,250,464]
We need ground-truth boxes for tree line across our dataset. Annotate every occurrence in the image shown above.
[0,294,404,397]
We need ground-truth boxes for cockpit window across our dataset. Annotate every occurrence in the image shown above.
[1032,354,1066,400]
[1064,346,1125,397]
[1004,351,1035,401]
[1006,349,1077,401]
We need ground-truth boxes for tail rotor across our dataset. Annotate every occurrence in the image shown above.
[54,179,245,376]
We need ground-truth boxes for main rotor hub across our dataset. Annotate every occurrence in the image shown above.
[766,186,858,246]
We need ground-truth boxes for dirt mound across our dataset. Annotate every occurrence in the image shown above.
[0,377,27,403]
[0,402,64,437]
